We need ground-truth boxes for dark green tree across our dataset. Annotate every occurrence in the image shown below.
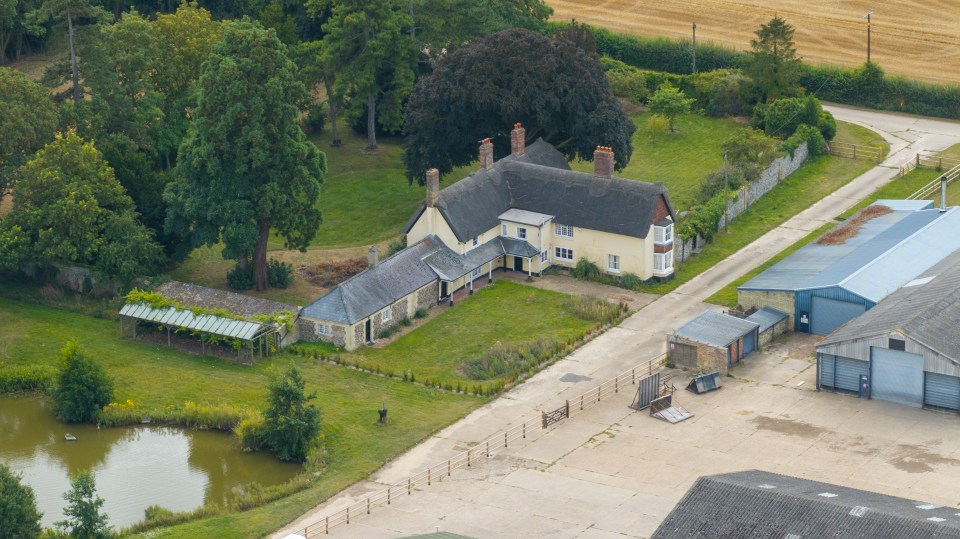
[0,463,42,539]
[403,28,635,184]
[647,83,694,133]
[747,15,801,102]
[0,67,57,203]
[263,366,321,462]
[55,470,111,538]
[0,0,44,65]
[0,131,164,283]
[317,0,416,149]
[53,340,114,423]
[36,0,108,103]
[166,20,325,291]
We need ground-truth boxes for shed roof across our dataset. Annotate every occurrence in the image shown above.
[674,310,759,348]
[156,281,298,317]
[746,306,789,333]
[407,139,676,243]
[652,469,960,539]
[739,204,960,301]
[119,303,267,341]
[818,250,960,361]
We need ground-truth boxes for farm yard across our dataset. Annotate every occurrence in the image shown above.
[548,0,960,84]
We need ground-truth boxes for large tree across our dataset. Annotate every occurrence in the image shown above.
[747,15,801,102]
[36,0,108,103]
[403,28,635,184]
[166,20,326,291]
[317,0,416,149]
[0,463,42,539]
[0,0,44,65]
[0,67,57,203]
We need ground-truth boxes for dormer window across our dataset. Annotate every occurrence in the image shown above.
[654,223,673,244]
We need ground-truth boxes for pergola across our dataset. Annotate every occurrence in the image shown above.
[119,303,279,360]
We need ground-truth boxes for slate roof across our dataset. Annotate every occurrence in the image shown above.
[746,307,788,333]
[739,202,960,302]
[300,237,442,325]
[818,250,960,361]
[405,139,675,243]
[673,310,759,348]
[653,470,960,539]
[423,237,541,282]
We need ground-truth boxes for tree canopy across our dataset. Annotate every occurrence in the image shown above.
[263,366,321,462]
[56,469,111,539]
[747,15,801,102]
[0,463,42,539]
[647,83,694,132]
[0,66,57,202]
[166,20,325,291]
[0,130,163,283]
[403,28,635,184]
[53,340,114,423]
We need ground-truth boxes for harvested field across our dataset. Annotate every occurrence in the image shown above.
[548,0,960,84]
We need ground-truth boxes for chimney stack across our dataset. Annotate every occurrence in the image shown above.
[426,168,440,207]
[510,123,526,156]
[368,245,380,267]
[941,175,948,212]
[479,138,494,171]
[594,146,614,179]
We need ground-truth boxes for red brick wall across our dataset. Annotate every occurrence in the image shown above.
[654,195,671,222]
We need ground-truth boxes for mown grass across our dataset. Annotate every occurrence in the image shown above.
[0,298,484,538]
[832,120,891,156]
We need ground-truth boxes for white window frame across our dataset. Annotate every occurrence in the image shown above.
[472,236,479,247]
[501,223,508,236]
[382,309,391,322]
[540,250,548,263]
[555,247,574,261]
[555,223,573,239]
[517,226,527,240]
[470,266,483,278]
[654,251,674,274]
[654,223,673,244]
[607,254,620,273]
[318,323,330,335]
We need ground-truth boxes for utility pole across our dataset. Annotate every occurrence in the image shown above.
[723,151,729,232]
[691,22,697,74]
[862,11,873,63]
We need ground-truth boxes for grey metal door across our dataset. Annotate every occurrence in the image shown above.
[810,296,866,335]
[819,354,836,388]
[871,347,924,407]
[834,356,868,393]
[743,330,755,356]
[925,372,960,411]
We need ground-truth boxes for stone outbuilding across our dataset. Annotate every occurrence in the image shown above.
[668,310,760,375]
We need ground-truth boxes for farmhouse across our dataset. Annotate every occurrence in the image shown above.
[738,200,960,335]
[816,251,960,410]
[299,124,677,351]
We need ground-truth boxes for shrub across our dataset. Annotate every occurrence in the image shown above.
[53,341,114,423]
[386,236,407,257]
[226,264,254,290]
[300,101,327,135]
[413,308,427,319]
[399,316,412,327]
[262,367,321,462]
[781,124,826,157]
[590,25,744,74]
[234,412,266,451]
[377,324,400,339]
[0,364,57,393]
[571,258,601,280]
[267,258,293,289]
[56,470,111,538]
[618,272,642,289]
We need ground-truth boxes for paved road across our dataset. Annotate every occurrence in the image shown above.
[274,105,960,538]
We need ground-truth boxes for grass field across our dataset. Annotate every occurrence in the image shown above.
[548,0,960,84]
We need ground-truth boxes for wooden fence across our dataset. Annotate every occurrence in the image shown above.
[829,141,883,162]
[301,354,666,537]
[899,153,960,177]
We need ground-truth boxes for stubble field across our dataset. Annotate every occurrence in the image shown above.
[548,0,960,84]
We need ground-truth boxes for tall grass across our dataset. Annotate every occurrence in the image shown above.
[565,296,626,325]
[0,364,57,393]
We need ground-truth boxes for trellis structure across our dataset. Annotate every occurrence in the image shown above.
[119,303,279,361]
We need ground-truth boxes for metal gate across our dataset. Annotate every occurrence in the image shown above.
[820,354,868,393]
[871,347,924,408]
[925,372,960,411]
[630,373,660,411]
[810,296,866,335]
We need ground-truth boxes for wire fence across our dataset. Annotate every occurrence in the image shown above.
[300,354,666,537]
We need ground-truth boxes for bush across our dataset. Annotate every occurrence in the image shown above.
[267,258,293,289]
[619,272,642,289]
[413,308,427,319]
[262,367,321,462]
[782,124,826,156]
[386,236,406,257]
[226,264,254,290]
[53,341,114,423]
[684,69,756,117]
[234,412,266,451]
[0,364,57,393]
[571,258,601,280]
[300,101,327,135]
[0,463,42,539]
[377,324,400,339]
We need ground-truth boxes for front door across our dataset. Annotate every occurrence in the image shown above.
[440,281,448,298]
[365,319,371,343]
[513,256,524,272]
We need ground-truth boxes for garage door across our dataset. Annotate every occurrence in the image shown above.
[820,354,868,393]
[743,330,755,356]
[871,347,924,408]
[810,296,866,335]
[925,372,960,411]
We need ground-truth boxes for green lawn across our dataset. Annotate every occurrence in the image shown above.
[0,298,483,538]
[833,120,891,155]
[570,112,744,211]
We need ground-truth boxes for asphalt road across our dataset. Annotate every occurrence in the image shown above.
[274,104,960,538]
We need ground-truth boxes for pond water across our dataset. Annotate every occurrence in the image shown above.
[0,395,300,529]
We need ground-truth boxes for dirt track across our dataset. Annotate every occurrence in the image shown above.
[548,0,960,84]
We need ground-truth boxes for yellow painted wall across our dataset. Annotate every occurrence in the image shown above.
[406,207,460,249]
[550,226,653,279]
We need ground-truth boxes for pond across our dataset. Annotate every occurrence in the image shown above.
[0,395,300,529]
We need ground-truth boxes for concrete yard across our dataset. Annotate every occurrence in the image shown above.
[307,333,960,538]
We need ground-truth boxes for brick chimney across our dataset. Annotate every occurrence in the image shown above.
[479,138,494,171]
[425,168,440,207]
[510,123,525,156]
[368,245,380,267]
[594,146,614,179]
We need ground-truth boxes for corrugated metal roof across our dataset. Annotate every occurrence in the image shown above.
[119,303,264,340]
[498,207,554,226]
[746,307,788,333]
[818,250,960,362]
[674,310,759,348]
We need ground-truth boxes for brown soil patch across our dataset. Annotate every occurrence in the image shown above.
[752,415,826,439]
[0,193,11,217]
[549,0,960,84]
[299,257,368,287]
[816,204,893,245]
[888,444,960,474]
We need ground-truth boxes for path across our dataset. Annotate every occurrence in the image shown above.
[274,105,960,538]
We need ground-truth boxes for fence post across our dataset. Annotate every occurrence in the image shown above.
[428,468,431,486]
[388,487,391,505]
[486,440,490,456]
[597,385,601,402]
[448,459,451,476]
[565,400,569,418]
[326,516,329,534]
[346,507,350,525]
[940,157,944,170]
[504,431,508,447]
[523,422,526,439]
[632,368,635,384]
[541,411,547,429]
[580,394,584,410]
[917,153,921,167]
[408,478,411,495]
[367,497,371,514]
[615,377,618,393]
[467,450,471,467]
